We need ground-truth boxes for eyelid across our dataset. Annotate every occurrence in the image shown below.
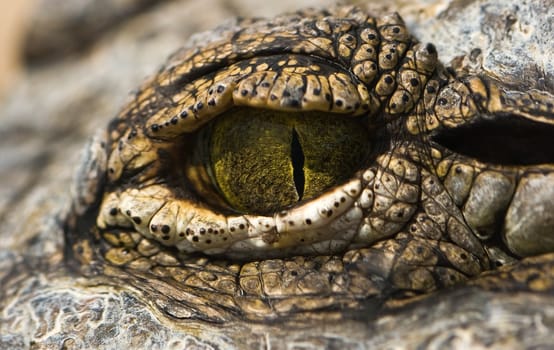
[97,178,365,258]
[143,55,375,140]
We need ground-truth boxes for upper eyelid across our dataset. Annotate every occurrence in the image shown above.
[113,13,416,144]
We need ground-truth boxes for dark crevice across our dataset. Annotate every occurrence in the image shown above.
[431,114,554,165]
[291,128,305,200]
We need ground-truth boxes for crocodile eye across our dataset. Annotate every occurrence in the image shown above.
[188,107,372,214]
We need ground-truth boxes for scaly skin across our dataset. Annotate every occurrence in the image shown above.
[2,3,554,349]
[63,6,554,322]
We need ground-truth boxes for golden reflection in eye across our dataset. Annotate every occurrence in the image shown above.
[188,108,372,214]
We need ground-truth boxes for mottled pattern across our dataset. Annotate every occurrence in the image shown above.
[62,5,554,322]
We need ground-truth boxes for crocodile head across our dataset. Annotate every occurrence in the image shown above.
[65,6,554,322]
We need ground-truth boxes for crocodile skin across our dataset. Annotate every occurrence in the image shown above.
[65,5,554,322]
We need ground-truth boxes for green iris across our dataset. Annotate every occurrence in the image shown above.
[204,108,371,214]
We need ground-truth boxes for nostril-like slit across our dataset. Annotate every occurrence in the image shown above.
[291,127,305,200]
[431,114,554,166]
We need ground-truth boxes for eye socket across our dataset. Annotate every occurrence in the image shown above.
[187,107,372,214]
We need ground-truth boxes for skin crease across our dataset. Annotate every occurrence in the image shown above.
[1,2,554,349]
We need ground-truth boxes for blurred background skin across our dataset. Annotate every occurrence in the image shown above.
[0,1,34,98]
[0,0,340,99]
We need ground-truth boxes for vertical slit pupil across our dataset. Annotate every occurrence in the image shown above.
[291,128,305,200]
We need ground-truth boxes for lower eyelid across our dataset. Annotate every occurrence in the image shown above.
[97,177,365,258]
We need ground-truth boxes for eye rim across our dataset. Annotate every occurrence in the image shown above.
[94,9,420,259]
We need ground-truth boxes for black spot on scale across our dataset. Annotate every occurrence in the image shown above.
[261,82,271,88]
[384,76,394,84]
[161,225,170,234]
[335,99,343,107]
[425,43,437,55]
[151,124,159,132]
[426,86,436,94]
[392,26,400,34]
[192,236,199,242]
[150,224,158,232]
[438,98,448,106]
[180,111,189,119]
[402,94,410,103]
[241,89,248,96]
[313,88,321,96]
[305,219,312,225]
[289,99,300,108]
[109,208,118,216]
[171,116,178,125]
[410,78,419,87]
[208,99,216,106]
[216,85,225,93]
